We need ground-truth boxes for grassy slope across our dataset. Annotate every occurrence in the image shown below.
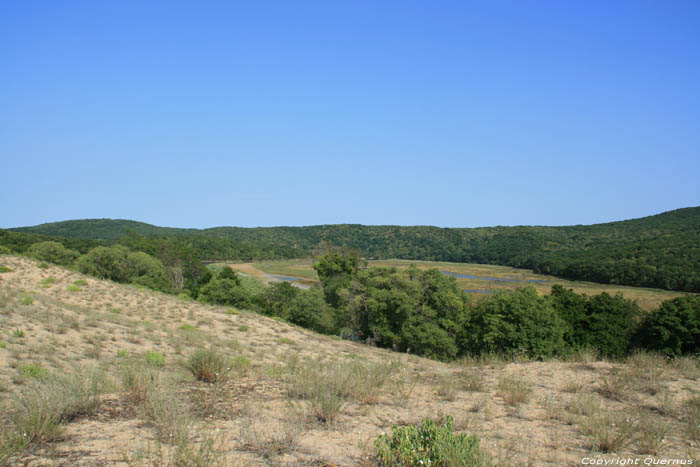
[1,255,699,465]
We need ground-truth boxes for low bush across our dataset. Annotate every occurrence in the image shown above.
[185,348,230,383]
[374,416,489,466]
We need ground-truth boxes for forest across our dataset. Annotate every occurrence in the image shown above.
[4,206,700,292]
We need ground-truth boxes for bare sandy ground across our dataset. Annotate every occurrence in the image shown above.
[0,255,698,466]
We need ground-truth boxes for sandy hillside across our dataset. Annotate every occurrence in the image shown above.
[0,255,698,466]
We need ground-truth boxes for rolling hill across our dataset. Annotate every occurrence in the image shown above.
[7,206,700,292]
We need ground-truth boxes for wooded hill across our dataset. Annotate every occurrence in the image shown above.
[6,206,700,292]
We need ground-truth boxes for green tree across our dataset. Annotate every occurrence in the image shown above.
[313,248,365,308]
[460,287,567,359]
[634,296,700,356]
[27,241,79,266]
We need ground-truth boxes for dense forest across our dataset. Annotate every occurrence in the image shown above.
[5,206,700,292]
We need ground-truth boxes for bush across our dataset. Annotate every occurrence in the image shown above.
[198,278,251,307]
[77,246,171,293]
[634,296,700,356]
[0,245,11,255]
[27,241,79,266]
[185,348,230,383]
[374,416,488,466]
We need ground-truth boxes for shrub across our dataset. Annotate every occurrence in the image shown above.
[11,329,24,338]
[634,296,700,356]
[0,265,11,273]
[73,279,88,286]
[185,348,230,383]
[67,285,81,292]
[581,410,636,452]
[0,245,11,255]
[77,246,171,293]
[374,416,488,466]
[496,376,532,406]
[20,296,33,305]
[27,241,79,266]
[198,278,251,307]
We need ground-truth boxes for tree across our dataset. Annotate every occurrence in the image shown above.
[313,248,365,308]
[27,241,79,266]
[460,287,567,359]
[634,296,700,356]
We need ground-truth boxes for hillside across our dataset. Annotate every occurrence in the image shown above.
[9,206,700,292]
[1,256,699,465]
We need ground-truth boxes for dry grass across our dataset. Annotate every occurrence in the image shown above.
[0,255,698,465]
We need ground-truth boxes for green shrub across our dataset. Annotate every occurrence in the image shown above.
[11,329,24,338]
[0,245,11,255]
[374,416,488,466]
[73,279,88,286]
[198,278,251,307]
[117,349,129,358]
[185,348,230,383]
[27,241,79,266]
[67,285,81,292]
[37,262,49,269]
[634,296,700,356]
[77,246,171,293]
[238,325,249,332]
[20,296,33,305]
[145,351,165,368]
[0,265,11,273]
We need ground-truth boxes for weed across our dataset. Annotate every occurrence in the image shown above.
[67,285,81,292]
[185,348,230,383]
[144,386,192,445]
[20,296,33,306]
[73,279,88,286]
[230,355,251,375]
[237,325,249,332]
[437,374,459,401]
[11,329,24,338]
[562,378,585,393]
[0,266,12,273]
[37,262,49,269]
[687,395,700,441]
[374,416,490,466]
[459,370,486,392]
[581,410,636,452]
[117,349,129,359]
[225,307,239,315]
[278,337,296,345]
[0,341,6,349]
[145,350,165,367]
[110,307,121,314]
[120,361,159,404]
[597,372,631,401]
[239,406,303,459]
[19,363,48,380]
[566,394,601,418]
[180,323,197,332]
[496,376,532,407]
[40,277,57,287]
[636,410,669,455]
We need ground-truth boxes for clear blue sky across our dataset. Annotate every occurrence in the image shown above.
[2,1,699,229]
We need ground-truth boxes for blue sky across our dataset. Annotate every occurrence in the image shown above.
[2,0,699,229]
